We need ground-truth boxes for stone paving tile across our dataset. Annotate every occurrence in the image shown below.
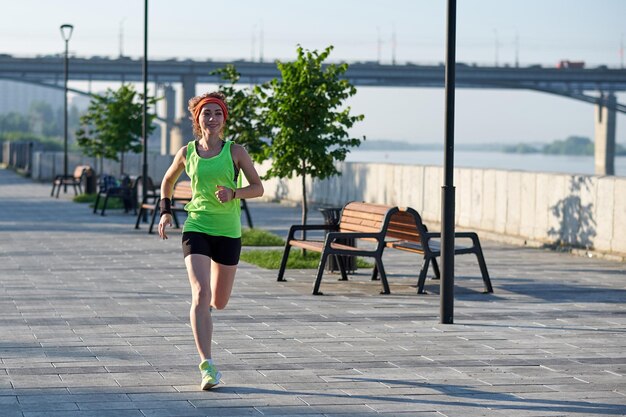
[140,407,263,417]
[77,399,195,410]
[22,411,145,417]
[1,169,626,417]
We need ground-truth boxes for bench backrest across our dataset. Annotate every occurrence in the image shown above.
[385,209,427,243]
[173,180,192,202]
[338,202,395,234]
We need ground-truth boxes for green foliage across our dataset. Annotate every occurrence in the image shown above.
[72,193,124,209]
[503,143,540,154]
[212,65,270,162]
[240,249,372,269]
[0,112,30,133]
[542,136,594,155]
[259,46,363,181]
[257,45,364,225]
[241,228,285,246]
[72,193,97,203]
[29,101,60,137]
[75,84,158,174]
[0,131,63,151]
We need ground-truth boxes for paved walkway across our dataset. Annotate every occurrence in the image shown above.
[0,168,625,417]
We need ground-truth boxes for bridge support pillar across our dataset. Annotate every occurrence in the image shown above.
[161,85,176,155]
[594,93,616,176]
[179,75,197,143]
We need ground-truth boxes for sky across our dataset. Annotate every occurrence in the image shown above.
[1,0,625,144]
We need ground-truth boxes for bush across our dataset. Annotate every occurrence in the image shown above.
[240,249,372,269]
[73,193,124,210]
[241,228,284,246]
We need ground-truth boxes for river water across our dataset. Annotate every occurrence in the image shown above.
[345,150,626,177]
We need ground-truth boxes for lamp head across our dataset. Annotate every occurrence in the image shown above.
[60,24,74,42]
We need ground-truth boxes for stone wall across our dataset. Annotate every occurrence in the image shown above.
[30,151,626,259]
[256,161,626,259]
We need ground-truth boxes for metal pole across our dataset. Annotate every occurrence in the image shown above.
[142,0,149,204]
[63,38,69,191]
[441,0,457,324]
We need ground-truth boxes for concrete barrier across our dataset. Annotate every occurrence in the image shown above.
[256,160,626,260]
[29,151,625,259]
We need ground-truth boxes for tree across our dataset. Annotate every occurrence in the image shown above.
[76,84,158,176]
[29,101,58,136]
[259,45,364,227]
[0,112,30,134]
[212,65,270,162]
[543,136,594,156]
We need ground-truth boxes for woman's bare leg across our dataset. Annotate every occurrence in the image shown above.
[185,254,213,360]
[185,255,238,360]
[210,261,237,310]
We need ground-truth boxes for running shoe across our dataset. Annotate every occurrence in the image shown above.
[199,360,222,390]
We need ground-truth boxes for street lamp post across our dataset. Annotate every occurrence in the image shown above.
[60,23,73,192]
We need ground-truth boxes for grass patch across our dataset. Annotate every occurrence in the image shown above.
[241,228,284,246]
[240,249,373,269]
[72,193,125,209]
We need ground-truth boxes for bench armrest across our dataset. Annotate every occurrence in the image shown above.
[286,224,337,241]
[422,231,481,246]
[324,231,383,250]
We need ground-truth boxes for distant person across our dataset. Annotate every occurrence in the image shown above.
[158,91,264,390]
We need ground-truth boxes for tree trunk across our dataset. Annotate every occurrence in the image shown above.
[301,160,308,256]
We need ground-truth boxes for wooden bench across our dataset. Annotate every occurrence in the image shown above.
[134,180,256,233]
[135,180,191,234]
[376,208,493,295]
[277,201,493,296]
[278,202,399,295]
[51,165,91,198]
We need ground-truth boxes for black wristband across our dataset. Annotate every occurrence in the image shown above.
[159,198,172,216]
[232,188,236,199]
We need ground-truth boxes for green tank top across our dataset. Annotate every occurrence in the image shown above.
[183,140,242,238]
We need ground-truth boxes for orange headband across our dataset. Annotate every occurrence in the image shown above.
[193,97,228,123]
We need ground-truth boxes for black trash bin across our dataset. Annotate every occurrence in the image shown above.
[318,207,357,274]
[81,167,97,194]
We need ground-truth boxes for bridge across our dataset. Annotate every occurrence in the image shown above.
[1,55,624,174]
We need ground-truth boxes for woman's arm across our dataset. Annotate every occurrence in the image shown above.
[158,146,187,240]
[230,144,264,200]
[160,146,187,199]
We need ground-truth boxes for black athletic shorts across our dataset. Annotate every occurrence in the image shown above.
[182,232,242,266]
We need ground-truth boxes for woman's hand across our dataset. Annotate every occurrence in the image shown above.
[215,185,235,203]
[158,214,173,240]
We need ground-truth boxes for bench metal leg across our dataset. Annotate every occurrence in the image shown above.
[100,195,110,216]
[431,257,441,279]
[474,250,493,293]
[313,252,329,295]
[277,244,292,282]
[148,205,160,234]
[417,257,431,294]
[370,263,379,281]
[335,255,348,281]
[171,210,180,228]
[374,257,390,294]
[241,199,254,229]
[93,193,101,214]
[134,205,145,229]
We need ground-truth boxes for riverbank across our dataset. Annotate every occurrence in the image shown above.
[346,149,626,177]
